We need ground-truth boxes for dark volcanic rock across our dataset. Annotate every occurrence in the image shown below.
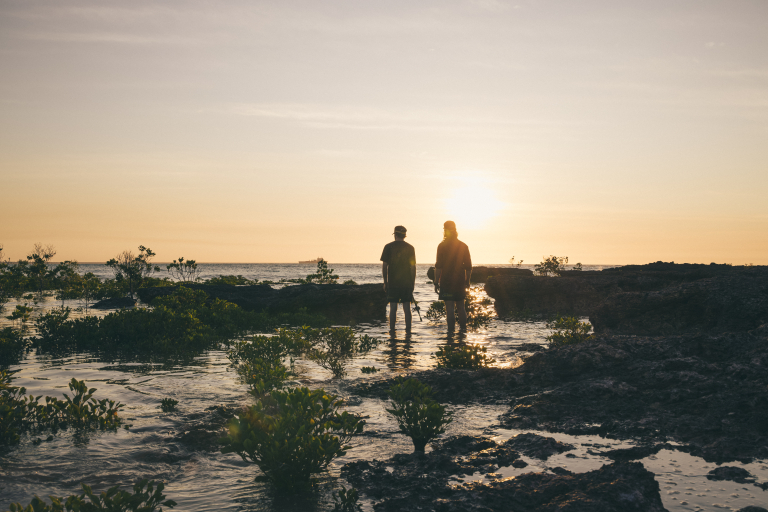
[90,297,137,309]
[706,466,755,483]
[343,438,665,512]
[590,269,768,335]
[136,283,387,323]
[737,508,768,512]
[504,432,574,459]
[427,266,532,283]
[500,331,768,463]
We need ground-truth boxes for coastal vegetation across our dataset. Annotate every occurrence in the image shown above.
[386,377,451,452]
[165,257,201,283]
[6,480,176,512]
[159,398,178,412]
[545,315,593,348]
[534,255,569,276]
[221,386,365,489]
[434,344,495,369]
[106,246,161,299]
[425,292,493,329]
[1,371,122,445]
[0,327,26,366]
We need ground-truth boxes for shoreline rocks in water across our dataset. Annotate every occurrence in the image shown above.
[90,296,137,309]
[427,265,533,283]
[342,434,666,512]
[136,283,387,323]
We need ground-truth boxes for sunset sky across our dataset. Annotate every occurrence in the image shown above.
[1,0,767,264]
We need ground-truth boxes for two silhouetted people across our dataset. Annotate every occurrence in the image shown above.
[381,221,472,332]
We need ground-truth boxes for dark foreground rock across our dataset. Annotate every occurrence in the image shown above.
[484,262,768,335]
[136,283,387,323]
[427,266,532,283]
[706,466,755,483]
[505,432,574,459]
[90,297,137,309]
[500,329,768,463]
[342,435,665,511]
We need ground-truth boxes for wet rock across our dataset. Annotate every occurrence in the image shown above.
[737,508,768,512]
[590,269,768,335]
[706,466,755,483]
[344,441,665,512]
[137,283,387,323]
[90,297,137,309]
[172,404,238,452]
[499,330,768,463]
[504,433,574,459]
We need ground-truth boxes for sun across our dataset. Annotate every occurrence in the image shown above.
[443,180,505,230]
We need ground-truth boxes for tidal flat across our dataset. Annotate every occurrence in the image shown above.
[1,263,767,511]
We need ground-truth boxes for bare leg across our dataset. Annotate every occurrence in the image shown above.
[389,302,398,331]
[456,297,468,331]
[403,301,412,331]
[445,300,456,331]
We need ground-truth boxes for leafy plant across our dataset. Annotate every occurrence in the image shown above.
[545,315,593,348]
[425,301,446,321]
[227,332,304,395]
[332,486,363,512]
[434,344,495,369]
[360,366,379,374]
[160,398,178,412]
[1,371,123,445]
[204,274,258,286]
[0,327,26,367]
[342,279,358,286]
[166,257,201,283]
[304,259,339,284]
[572,262,583,271]
[386,377,451,452]
[508,256,524,267]
[534,255,569,277]
[425,292,493,329]
[221,386,365,490]
[23,243,57,296]
[6,304,33,330]
[7,479,176,512]
[289,327,380,378]
[106,246,161,299]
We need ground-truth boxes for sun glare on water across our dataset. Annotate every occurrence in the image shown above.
[444,179,505,230]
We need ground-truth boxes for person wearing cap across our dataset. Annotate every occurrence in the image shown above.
[381,225,417,331]
[434,220,472,331]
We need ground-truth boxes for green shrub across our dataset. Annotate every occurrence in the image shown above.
[0,327,26,367]
[1,371,123,445]
[332,486,362,512]
[386,378,451,452]
[434,344,495,370]
[295,327,380,378]
[221,386,364,490]
[425,301,446,321]
[545,315,593,348]
[160,398,178,412]
[204,275,259,286]
[425,293,493,329]
[360,366,378,374]
[342,280,358,286]
[7,479,176,511]
[227,332,304,395]
[534,255,569,276]
[304,259,339,284]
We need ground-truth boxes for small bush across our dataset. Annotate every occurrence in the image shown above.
[221,386,364,490]
[204,275,259,286]
[160,398,178,412]
[360,366,379,374]
[282,327,380,379]
[342,280,358,286]
[227,332,305,395]
[386,378,451,452]
[332,486,363,512]
[7,479,176,511]
[1,371,123,445]
[545,315,593,348]
[0,327,26,367]
[434,344,495,370]
[534,255,569,277]
[425,301,446,321]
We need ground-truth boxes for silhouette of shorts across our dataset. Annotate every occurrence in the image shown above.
[438,288,466,301]
[387,287,413,303]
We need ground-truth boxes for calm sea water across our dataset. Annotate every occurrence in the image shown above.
[1,264,766,511]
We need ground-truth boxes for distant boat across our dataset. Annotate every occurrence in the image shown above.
[298,257,324,264]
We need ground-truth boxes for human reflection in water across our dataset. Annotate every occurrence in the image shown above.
[384,330,415,370]
[443,329,468,346]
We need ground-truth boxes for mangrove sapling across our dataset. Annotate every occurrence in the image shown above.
[106,246,161,299]
[166,257,201,282]
[160,398,179,412]
[221,386,365,490]
[534,255,569,277]
[332,486,363,512]
[304,259,340,284]
[203,274,258,286]
[80,272,101,314]
[24,243,56,296]
[386,377,452,453]
[360,366,379,374]
[293,327,380,378]
[545,316,593,348]
[227,333,302,395]
[342,279,358,285]
[6,303,33,330]
[0,327,26,367]
[434,344,495,370]
[7,479,176,512]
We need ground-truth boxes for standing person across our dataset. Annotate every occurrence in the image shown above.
[381,225,417,332]
[434,220,472,331]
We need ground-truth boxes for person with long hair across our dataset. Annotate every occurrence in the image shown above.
[433,220,472,331]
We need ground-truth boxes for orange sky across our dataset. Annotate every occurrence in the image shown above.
[1,1,767,264]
